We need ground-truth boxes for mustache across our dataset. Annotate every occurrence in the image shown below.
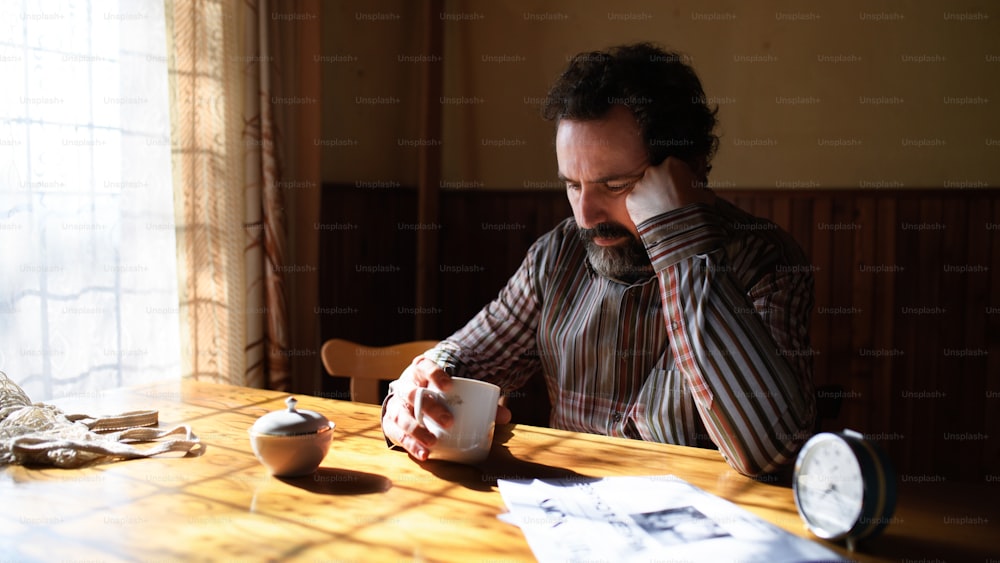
[578,222,634,241]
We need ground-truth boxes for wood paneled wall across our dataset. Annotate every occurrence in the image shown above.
[319,185,1000,481]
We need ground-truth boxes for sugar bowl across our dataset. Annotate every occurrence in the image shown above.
[249,397,335,476]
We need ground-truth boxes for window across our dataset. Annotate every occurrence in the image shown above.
[0,0,180,400]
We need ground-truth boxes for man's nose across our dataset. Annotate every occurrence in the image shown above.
[576,185,608,229]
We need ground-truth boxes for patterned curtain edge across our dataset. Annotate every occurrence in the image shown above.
[255,0,291,391]
[165,0,289,389]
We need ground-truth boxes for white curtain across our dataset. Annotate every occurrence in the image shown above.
[0,1,180,401]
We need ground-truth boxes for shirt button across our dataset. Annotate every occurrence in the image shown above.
[612,412,623,422]
[670,321,680,331]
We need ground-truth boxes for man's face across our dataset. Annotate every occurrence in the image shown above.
[556,105,653,282]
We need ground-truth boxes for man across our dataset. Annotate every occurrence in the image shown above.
[382,43,816,477]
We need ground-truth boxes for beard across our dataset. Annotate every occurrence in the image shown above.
[578,222,654,283]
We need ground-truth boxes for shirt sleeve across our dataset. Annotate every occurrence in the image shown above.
[638,203,817,477]
[421,234,547,394]
[381,235,551,449]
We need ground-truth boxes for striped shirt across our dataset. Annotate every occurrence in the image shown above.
[424,199,816,476]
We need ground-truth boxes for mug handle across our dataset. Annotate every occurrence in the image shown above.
[413,387,433,428]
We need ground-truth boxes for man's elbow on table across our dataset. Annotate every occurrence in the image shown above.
[720,419,816,479]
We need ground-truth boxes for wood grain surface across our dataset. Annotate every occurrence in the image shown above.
[1,380,995,562]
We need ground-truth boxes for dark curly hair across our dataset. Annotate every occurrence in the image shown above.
[542,43,719,178]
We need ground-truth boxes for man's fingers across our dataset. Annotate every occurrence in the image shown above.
[495,404,512,425]
[384,402,438,459]
[387,423,430,461]
[406,386,454,428]
[381,356,458,462]
[400,434,430,461]
[413,356,453,391]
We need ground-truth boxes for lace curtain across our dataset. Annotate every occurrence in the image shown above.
[1,0,296,398]
[0,0,180,400]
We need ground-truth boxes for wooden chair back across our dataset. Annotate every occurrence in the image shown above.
[320,338,439,404]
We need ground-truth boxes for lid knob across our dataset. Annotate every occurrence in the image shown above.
[249,396,332,436]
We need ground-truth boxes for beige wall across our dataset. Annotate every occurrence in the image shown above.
[320,0,999,189]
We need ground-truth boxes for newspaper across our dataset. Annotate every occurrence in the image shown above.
[498,475,846,562]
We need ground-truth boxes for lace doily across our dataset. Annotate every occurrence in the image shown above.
[0,371,202,468]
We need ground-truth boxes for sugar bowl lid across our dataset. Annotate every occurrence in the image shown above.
[250,397,332,436]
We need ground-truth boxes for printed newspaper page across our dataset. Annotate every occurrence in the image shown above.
[498,475,845,562]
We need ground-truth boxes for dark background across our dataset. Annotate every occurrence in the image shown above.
[318,185,1000,482]
[304,1,999,483]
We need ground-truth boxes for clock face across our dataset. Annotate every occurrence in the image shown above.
[794,435,864,539]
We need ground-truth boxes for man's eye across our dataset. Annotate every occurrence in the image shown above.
[606,181,634,192]
[566,182,581,191]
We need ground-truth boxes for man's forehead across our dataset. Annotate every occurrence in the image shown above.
[555,110,647,181]
[555,135,618,149]
[556,105,642,134]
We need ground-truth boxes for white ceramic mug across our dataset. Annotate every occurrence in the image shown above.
[414,377,500,464]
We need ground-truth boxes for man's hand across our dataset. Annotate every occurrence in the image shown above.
[382,356,511,461]
[625,157,715,226]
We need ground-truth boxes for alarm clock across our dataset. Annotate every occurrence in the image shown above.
[792,429,897,551]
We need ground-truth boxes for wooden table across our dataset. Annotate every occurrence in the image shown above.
[1,380,996,562]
